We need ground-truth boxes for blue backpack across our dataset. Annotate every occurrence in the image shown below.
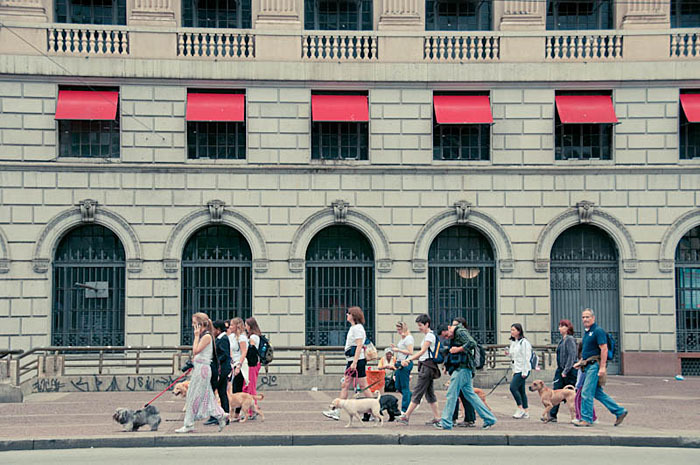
[427,335,443,364]
[606,333,615,362]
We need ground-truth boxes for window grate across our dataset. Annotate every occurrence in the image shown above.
[547,0,612,31]
[59,119,120,158]
[311,122,368,160]
[555,115,612,161]
[681,358,700,376]
[433,123,489,160]
[187,121,246,160]
[304,0,373,31]
[425,0,492,31]
[671,0,700,28]
[55,0,126,25]
[182,0,252,29]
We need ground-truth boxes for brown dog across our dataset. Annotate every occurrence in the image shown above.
[443,381,491,411]
[172,380,190,411]
[528,379,576,422]
[228,392,265,423]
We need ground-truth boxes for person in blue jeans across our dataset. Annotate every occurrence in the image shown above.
[390,321,414,413]
[574,308,628,427]
[434,323,496,430]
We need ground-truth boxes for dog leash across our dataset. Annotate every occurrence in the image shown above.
[344,367,359,393]
[486,374,508,397]
[352,379,383,398]
[144,369,191,407]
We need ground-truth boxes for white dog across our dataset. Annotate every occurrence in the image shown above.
[329,391,384,428]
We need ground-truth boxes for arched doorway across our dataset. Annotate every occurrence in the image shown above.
[428,225,496,344]
[676,225,700,376]
[305,225,374,346]
[52,224,126,346]
[181,225,251,345]
[550,224,620,373]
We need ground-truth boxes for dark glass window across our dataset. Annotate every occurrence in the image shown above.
[55,0,126,25]
[672,0,700,28]
[187,121,246,160]
[433,122,489,161]
[312,122,368,160]
[425,0,492,31]
[59,119,120,158]
[304,0,373,30]
[182,0,252,29]
[546,0,612,30]
[676,226,700,353]
[681,97,700,160]
[555,92,613,161]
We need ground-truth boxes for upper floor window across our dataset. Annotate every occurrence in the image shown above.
[304,0,373,30]
[425,0,492,31]
[55,0,126,25]
[554,92,617,161]
[55,88,120,158]
[680,92,700,160]
[546,0,612,30]
[186,91,246,160]
[182,0,252,29]
[433,93,492,161]
[311,92,369,160]
[671,0,700,28]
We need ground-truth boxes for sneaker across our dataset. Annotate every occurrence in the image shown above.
[521,411,529,419]
[481,423,495,430]
[217,416,226,432]
[175,426,194,433]
[433,421,444,430]
[396,415,409,425]
[614,411,628,427]
[572,419,592,427]
[512,409,525,419]
[248,413,258,421]
[204,417,218,426]
[457,421,476,428]
[424,418,441,425]
[323,409,340,421]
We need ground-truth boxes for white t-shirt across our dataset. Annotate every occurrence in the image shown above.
[344,324,366,361]
[230,333,249,364]
[395,334,414,361]
[418,331,437,362]
[249,334,260,348]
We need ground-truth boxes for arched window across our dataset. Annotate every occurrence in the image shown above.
[55,0,126,25]
[182,0,252,29]
[305,225,374,345]
[425,0,492,31]
[52,225,126,346]
[304,0,373,31]
[550,224,619,372]
[181,225,251,345]
[428,225,496,344]
[546,0,612,31]
[676,226,700,362]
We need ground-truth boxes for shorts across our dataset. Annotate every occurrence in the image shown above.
[345,359,367,378]
[411,362,436,404]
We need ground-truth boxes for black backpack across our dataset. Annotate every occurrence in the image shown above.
[258,334,274,366]
[246,340,259,366]
[473,343,486,370]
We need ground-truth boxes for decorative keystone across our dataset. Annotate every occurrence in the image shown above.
[207,200,226,223]
[331,200,350,223]
[454,201,472,224]
[576,200,595,224]
[78,199,98,223]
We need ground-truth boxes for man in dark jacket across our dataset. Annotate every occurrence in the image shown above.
[205,320,232,425]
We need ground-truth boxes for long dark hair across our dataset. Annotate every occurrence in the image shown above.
[510,323,524,341]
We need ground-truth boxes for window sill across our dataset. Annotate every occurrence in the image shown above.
[679,158,700,164]
[57,156,120,162]
[553,159,615,166]
[431,159,492,165]
[186,158,247,164]
[310,159,371,165]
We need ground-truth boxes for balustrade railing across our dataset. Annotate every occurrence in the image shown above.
[424,35,500,62]
[302,34,378,61]
[671,33,700,58]
[177,30,255,58]
[47,27,130,56]
[546,34,623,61]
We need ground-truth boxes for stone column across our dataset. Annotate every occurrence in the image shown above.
[253,0,302,61]
[495,0,545,31]
[377,0,424,62]
[128,0,177,26]
[617,0,669,29]
[0,0,49,22]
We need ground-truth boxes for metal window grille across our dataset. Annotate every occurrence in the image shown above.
[55,0,126,25]
[182,0,252,29]
[58,119,120,158]
[681,358,700,376]
[52,225,126,346]
[555,115,612,161]
[187,121,246,160]
[304,0,373,31]
[671,0,700,28]
[305,226,374,346]
[680,108,700,160]
[181,225,252,346]
[425,0,492,31]
[428,226,496,344]
[546,0,612,31]
[676,226,700,353]
[433,123,490,160]
[550,225,620,373]
[311,122,368,160]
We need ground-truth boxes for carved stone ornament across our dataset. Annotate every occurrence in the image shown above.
[412,259,428,273]
[289,258,305,273]
[535,258,550,273]
[163,259,179,273]
[576,201,595,224]
[33,258,50,273]
[454,201,472,224]
[659,259,674,273]
[126,259,143,274]
[207,200,226,223]
[377,258,392,273]
[622,259,638,273]
[499,259,515,273]
[0,258,9,274]
[253,259,269,273]
[78,199,98,223]
[332,200,350,223]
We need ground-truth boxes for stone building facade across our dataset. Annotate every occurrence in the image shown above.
[0,0,699,376]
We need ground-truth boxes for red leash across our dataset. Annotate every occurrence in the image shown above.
[144,369,191,407]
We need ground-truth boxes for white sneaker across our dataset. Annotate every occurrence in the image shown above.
[175,425,194,433]
[522,411,530,419]
[512,409,525,419]
[323,409,340,421]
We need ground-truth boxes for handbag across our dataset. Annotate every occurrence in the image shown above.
[364,340,378,361]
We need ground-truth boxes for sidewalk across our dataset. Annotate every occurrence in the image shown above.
[1,375,699,450]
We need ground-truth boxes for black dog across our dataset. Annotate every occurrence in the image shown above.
[112,404,161,431]
[363,394,401,422]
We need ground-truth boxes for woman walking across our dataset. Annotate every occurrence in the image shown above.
[508,323,532,419]
[176,312,226,433]
[228,317,249,422]
[243,316,262,420]
[390,321,414,413]
[547,319,578,422]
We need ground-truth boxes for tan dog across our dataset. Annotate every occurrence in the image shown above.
[172,380,190,412]
[329,391,384,428]
[227,392,265,423]
[443,381,491,412]
[528,379,576,422]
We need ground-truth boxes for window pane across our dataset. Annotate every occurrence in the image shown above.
[305,0,373,31]
[58,119,120,158]
[426,0,492,31]
[182,0,252,29]
[187,121,246,160]
[312,122,368,160]
[433,123,490,161]
[55,0,127,25]
[546,0,612,30]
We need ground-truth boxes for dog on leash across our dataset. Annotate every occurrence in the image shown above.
[172,380,190,411]
[330,391,384,428]
[227,392,265,423]
[112,404,161,432]
[528,379,576,422]
[444,380,491,411]
[363,394,401,422]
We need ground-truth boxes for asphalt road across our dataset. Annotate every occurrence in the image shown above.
[1,446,699,465]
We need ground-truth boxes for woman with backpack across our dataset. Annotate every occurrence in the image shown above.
[243,317,262,420]
[390,321,414,413]
[228,317,249,422]
[508,323,532,419]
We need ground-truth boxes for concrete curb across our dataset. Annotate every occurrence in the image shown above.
[2,433,700,451]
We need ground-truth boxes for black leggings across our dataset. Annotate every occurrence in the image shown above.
[211,373,230,414]
[549,367,577,419]
[231,371,245,415]
[452,392,476,422]
[510,372,529,409]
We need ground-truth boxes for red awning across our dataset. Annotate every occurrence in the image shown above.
[311,95,369,122]
[433,95,493,124]
[55,90,119,120]
[186,93,245,122]
[555,95,618,124]
[680,94,700,123]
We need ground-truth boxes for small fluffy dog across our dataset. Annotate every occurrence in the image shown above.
[112,404,161,432]
[330,391,384,428]
[228,392,265,423]
[528,379,576,422]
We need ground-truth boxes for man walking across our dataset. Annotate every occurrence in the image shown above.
[574,308,628,427]
[435,323,496,430]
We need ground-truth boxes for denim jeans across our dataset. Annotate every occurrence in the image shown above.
[510,372,529,409]
[440,368,496,430]
[394,361,413,412]
[580,362,625,424]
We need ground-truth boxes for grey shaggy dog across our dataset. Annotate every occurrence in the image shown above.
[112,404,161,432]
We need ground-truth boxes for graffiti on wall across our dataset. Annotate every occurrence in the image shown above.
[32,374,178,393]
